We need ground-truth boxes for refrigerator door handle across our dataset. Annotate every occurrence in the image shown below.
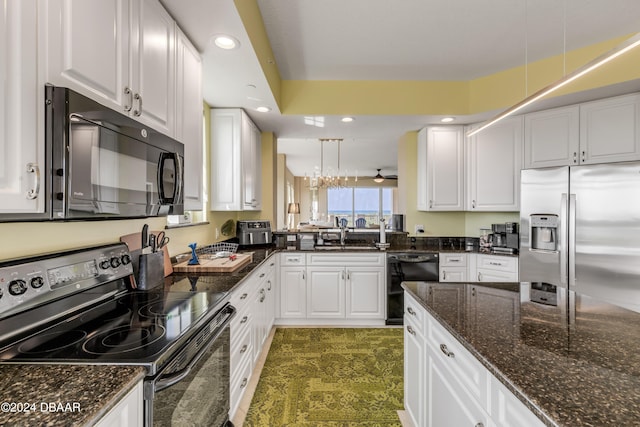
[568,193,577,287]
[560,193,568,286]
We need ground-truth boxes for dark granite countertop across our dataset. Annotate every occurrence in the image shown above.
[0,364,145,426]
[402,281,640,427]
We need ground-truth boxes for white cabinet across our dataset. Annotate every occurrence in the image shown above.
[524,105,580,168]
[417,126,465,211]
[404,293,425,427]
[490,375,545,427]
[280,266,307,318]
[175,26,203,210]
[467,117,522,211]
[306,267,345,318]
[44,0,176,136]
[0,0,46,216]
[345,267,385,319]
[580,93,640,164]
[439,253,468,282]
[94,381,143,427]
[472,254,518,282]
[210,109,262,211]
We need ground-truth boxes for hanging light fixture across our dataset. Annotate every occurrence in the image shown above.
[467,0,640,138]
[373,169,385,183]
[304,139,352,189]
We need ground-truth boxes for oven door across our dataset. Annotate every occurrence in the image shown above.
[145,305,235,427]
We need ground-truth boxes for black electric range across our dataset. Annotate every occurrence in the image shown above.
[0,243,231,376]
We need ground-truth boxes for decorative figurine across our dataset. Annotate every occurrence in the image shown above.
[187,243,200,265]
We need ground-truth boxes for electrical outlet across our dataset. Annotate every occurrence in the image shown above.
[414,224,425,234]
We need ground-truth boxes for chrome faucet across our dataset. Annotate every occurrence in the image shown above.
[340,226,349,246]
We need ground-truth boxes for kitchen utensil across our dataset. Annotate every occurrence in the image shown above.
[149,234,157,253]
[156,231,169,249]
[141,224,149,253]
[120,231,173,277]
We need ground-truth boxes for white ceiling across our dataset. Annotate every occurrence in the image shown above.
[161,0,640,177]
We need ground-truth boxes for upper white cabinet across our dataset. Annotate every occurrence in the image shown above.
[0,0,46,215]
[417,126,465,211]
[210,108,262,211]
[524,105,580,168]
[467,116,522,211]
[44,0,176,136]
[580,93,640,164]
[175,27,203,210]
[523,93,640,168]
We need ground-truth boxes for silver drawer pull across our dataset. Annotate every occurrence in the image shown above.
[406,325,416,336]
[440,344,455,358]
[240,378,248,388]
[407,307,416,316]
[450,259,460,262]
[489,261,503,266]
[475,423,484,427]
[240,293,248,300]
[240,316,248,324]
[240,344,248,354]
[259,273,265,278]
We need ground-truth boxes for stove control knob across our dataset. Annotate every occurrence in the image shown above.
[0,287,3,299]
[8,279,28,296]
[30,276,45,289]
[110,257,121,268]
[120,254,131,265]
[99,259,111,270]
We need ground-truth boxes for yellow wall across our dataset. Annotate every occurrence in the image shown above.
[238,131,277,225]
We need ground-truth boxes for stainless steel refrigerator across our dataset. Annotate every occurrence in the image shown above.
[520,162,640,313]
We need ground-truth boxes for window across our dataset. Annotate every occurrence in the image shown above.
[327,187,393,227]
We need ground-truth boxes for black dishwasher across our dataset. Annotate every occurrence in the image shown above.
[386,253,439,324]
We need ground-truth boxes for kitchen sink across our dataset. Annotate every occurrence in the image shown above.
[314,245,379,251]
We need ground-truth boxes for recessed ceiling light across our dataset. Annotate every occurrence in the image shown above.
[256,106,271,113]
[341,117,354,123]
[441,117,455,123]
[212,34,239,50]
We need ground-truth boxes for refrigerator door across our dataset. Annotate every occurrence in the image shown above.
[520,167,569,288]
[571,162,640,313]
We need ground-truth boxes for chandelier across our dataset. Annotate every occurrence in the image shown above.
[304,138,356,189]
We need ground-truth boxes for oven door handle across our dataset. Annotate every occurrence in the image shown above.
[153,305,236,393]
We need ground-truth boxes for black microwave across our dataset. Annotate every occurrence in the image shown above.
[47,86,184,220]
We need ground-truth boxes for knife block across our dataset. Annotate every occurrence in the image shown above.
[132,249,165,290]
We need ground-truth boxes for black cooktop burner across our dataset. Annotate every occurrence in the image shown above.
[18,330,88,355]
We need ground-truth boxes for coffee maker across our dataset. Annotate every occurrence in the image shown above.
[490,222,519,254]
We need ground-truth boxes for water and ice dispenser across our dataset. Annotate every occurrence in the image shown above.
[530,214,558,251]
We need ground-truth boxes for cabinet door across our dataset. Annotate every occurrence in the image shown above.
[280,267,306,318]
[210,109,242,210]
[404,317,425,427]
[426,126,465,211]
[252,284,267,364]
[129,0,175,136]
[307,267,345,318]
[176,27,203,211]
[580,93,640,164]
[416,128,428,211]
[0,0,46,215]
[241,113,262,210]
[345,267,385,319]
[524,106,580,168]
[44,0,130,113]
[94,381,143,427]
[467,117,522,211]
[439,267,467,282]
[426,346,490,427]
[475,268,518,282]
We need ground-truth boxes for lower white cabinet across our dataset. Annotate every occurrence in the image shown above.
[472,254,519,282]
[439,253,468,282]
[278,252,385,323]
[94,381,143,427]
[403,290,544,427]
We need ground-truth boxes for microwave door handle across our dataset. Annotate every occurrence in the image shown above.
[157,152,182,204]
[153,306,235,393]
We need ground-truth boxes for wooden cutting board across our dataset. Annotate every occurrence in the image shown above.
[172,253,253,273]
[120,231,173,277]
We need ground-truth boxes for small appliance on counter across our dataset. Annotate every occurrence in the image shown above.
[390,214,405,231]
[489,222,519,254]
[237,220,272,246]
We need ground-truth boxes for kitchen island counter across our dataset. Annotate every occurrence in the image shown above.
[0,364,145,426]
[403,281,640,426]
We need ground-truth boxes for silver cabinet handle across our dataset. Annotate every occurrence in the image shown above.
[407,307,416,316]
[442,271,447,280]
[341,270,345,280]
[440,344,455,358]
[123,87,133,112]
[259,273,265,278]
[259,288,265,303]
[240,316,248,324]
[240,378,248,388]
[581,150,586,162]
[450,259,459,262]
[240,293,248,300]
[406,325,416,336]
[488,261,503,266]
[270,262,275,267]
[475,423,484,427]
[302,271,306,280]
[267,280,272,291]
[573,152,578,164]
[26,163,40,200]
[133,93,142,116]
[240,344,248,354]
[429,200,433,208]
[471,287,476,297]
[477,272,483,281]
[472,199,476,209]
[346,270,351,280]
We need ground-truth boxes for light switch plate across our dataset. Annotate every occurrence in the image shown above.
[414,224,425,234]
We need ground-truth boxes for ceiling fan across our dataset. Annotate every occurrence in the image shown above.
[373,169,398,183]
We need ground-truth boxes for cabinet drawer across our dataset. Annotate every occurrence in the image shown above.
[230,302,253,344]
[476,254,517,273]
[230,353,252,419]
[404,292,426,336]
[475,268,518,283]
[230,325,252,377]
[439,253,468,267]
[307,253,384,266]
[427,314,489,407]
[280,253,306,266]
[230,280,254,309]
